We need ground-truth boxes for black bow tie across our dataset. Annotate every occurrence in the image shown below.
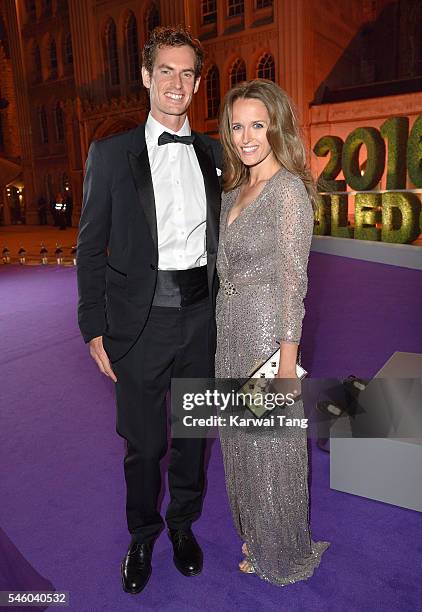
[158,131,195,146]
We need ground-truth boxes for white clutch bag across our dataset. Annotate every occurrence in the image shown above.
[237,348,307,417]
[247,347,307,380]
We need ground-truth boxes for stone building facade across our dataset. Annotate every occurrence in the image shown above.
[0,0,419,225]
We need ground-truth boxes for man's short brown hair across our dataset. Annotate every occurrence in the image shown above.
[142,25,205,79]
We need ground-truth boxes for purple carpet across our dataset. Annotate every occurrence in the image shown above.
[1,254,422,611]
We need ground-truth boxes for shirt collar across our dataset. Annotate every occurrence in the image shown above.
[145,113,191,145]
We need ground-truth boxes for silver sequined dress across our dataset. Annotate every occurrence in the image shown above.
[215,167,329,585]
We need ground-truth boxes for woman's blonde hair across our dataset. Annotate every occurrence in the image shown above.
[219,79,316,207]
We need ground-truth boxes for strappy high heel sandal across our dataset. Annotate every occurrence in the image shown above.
[239,542,255,574]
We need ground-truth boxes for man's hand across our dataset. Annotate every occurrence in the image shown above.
[89,336,117,382]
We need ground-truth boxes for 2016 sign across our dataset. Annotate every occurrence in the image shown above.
[313,115,422,243]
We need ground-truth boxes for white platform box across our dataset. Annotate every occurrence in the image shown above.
[330,352,422,512]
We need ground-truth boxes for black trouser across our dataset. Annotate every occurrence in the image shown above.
[114,298,211,545]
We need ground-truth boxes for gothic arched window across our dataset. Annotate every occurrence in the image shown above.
[55,103,65,142]
[57,0,68,12]
[145,3,160,36]
[63,33,73,65]
[105,19,120,87]
[49,38,58,78]
[256,53,275,81]
[44,174,53,203]
[0,113,4,152]
[42,0,52,17]
[0,17,10,58]
[230,58,246,87]
[25,0,37,22]
[39,107,49,144]
[33,44,42,82]
[125,12,139,84]
[206,65,220,119]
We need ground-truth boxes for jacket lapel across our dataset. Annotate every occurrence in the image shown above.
[192,133,221,290]
[127,126,158,252]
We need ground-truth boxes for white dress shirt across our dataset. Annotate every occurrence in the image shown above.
[145,113,207,271]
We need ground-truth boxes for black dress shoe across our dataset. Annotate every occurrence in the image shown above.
[121,541,153,594]
[168,529,203,577]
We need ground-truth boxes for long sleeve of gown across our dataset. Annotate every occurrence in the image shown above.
[215,168,330,587]
[275,175,314,344]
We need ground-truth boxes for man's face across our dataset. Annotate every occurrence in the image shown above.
[142,45,200,122]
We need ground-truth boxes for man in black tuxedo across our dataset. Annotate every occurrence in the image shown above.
[77,26,221,594]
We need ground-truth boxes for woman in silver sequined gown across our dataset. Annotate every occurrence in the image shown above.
[216,80,329,585]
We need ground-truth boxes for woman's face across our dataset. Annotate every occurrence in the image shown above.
[231,97,274,168]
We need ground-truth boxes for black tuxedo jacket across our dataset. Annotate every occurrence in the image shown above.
[77,123,222,363]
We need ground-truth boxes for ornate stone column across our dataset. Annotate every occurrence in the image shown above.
[68,0,101,102]
[3,0,36,223]
[277,0,313,143]
[64,98,83,225]
[217,0,226,37]
[158,0,186,26]
[67,0,99,220]
[244,0,254,29]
